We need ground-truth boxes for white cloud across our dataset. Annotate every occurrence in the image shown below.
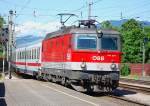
[15,21,61,37]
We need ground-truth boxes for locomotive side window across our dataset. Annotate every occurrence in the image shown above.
[101,37,118,50]
[77,35,97,50]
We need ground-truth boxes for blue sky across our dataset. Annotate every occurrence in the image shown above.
[0,0,150,36]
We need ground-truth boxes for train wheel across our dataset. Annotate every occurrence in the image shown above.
[36,74,41,80]
[47,74,52,81]
[87,86,94,93]
[61,77,65,85]
[51,76,56,83]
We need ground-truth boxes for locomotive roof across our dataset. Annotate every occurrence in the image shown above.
[44,26,120,40]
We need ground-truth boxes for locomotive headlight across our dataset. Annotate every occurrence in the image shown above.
[80,62,86,69]
[110,63,117,70]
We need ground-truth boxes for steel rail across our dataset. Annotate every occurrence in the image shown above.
[119,82,150,94]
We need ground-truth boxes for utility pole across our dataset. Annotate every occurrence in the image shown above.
[142,41,145,76]
[142,38,149,77]
[7,16,9,62]
[8,10,13,79]
[120,12,123,20]
[88,0,92,20]
[2,44,5,78]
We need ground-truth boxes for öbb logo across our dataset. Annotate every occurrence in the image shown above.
[92,56,104,61]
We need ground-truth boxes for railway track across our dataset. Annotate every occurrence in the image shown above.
[107,94,144,106]
[105,78,150,105]
[119,82,150,94]
[120,78,150,85]
[119,78,150,94]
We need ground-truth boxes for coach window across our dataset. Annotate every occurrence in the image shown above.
[17,52,19,59]
[18,52,19,59]
[22,51,23,59]
[35,48,37,59]
[19,52,21,59]
[19,52,20,59]
[21,51,22,59]
[21,52,22,59]
[28,51,30,59]
[37,47,40,59]
[33,49,35,59]
[23,51,24,59]
[25,51,27,59]
[35,49,36,59]
[24,51,25,59]
[36,48,38,59]
[31,49,33,59]
[31,50,32,59]
[30,50,31,59]
[27,51,28,59]
[22,51,24,59]
[28,51,29,59]
[38,47,40,59]
[34,49,36,59]
[20,52,22,59]
[29,50,31,59]
[32,49,34,59]
[37,48,39,59]
[23,51,25,59]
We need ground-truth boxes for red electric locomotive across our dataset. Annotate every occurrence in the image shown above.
[39,20,121,92]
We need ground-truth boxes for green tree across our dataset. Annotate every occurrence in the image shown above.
[121,19,144,63]
[0,16,5,57]
[0,16,4,29]
[101,20,120,31]
[144,26,150,63]
[101,21,113,29]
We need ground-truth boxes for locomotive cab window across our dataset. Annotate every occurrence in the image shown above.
[77,35,97,50]
[101,36,118,50]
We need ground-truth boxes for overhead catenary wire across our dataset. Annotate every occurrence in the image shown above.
[1,0,150,24]
[15,0,31,19]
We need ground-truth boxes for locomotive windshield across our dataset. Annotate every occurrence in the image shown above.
[76,34,119,51]
[77,35,97,50]
[101,37,118,50]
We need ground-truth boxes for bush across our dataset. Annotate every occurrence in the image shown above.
[121,64,130,76]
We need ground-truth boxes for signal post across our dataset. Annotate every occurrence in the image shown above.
[8,10,14,79]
